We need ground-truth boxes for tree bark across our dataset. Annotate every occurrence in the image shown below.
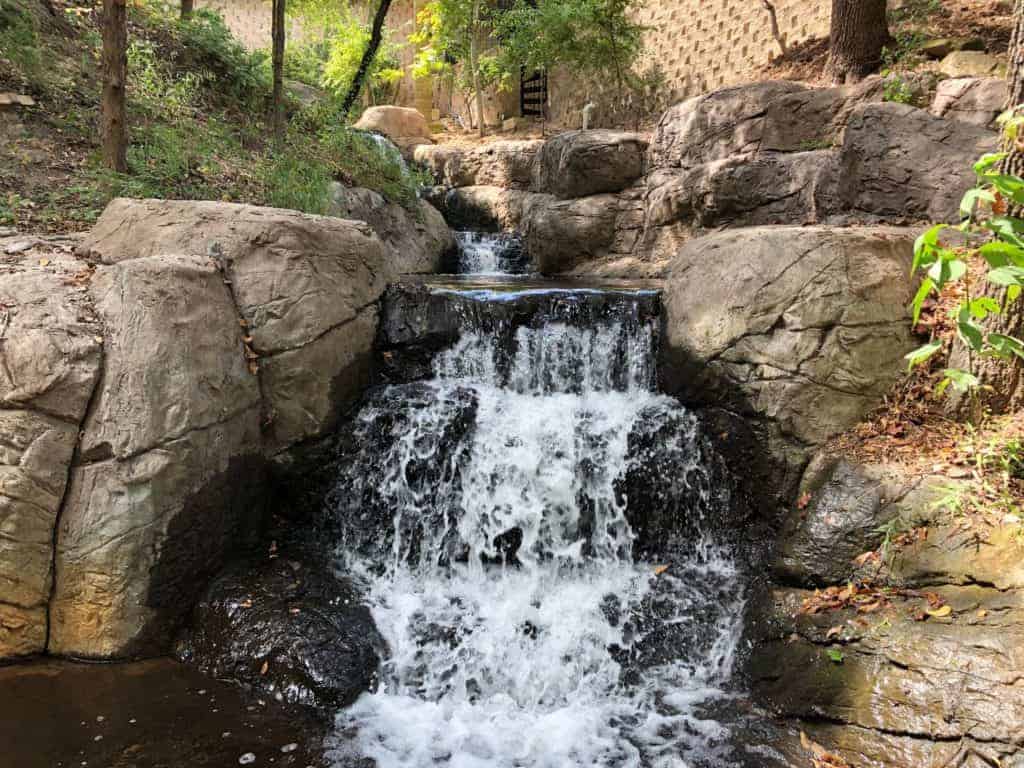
[180,0,194,20]
[271,0,286,142]
[101,0,128,173]
[341,0,394,117]
[470,0,485,138]
[954,0,1024,416]
[825,0,890,84]
[762,1,787,57]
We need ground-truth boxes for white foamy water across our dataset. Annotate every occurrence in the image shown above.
[454,232,529,276]
[327,308,744,768]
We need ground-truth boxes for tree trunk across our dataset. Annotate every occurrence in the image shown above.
[271,0,286,142]
[341,0,394,117]
[825,0,890,84]
[101,0,128,173]
[470,0,485,138]
[955,0,1024,416]
[180,0,194,20]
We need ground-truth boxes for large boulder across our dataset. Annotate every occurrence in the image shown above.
[938,50,1006,79]
[662,226,917,505]
[49,254,266,658]
[353,106,432,154]
[522,194,620,274]
[77,198,392,453]
[39,199,395,659]
[930,76,1007,129]
[177,553,384,711]
[773,458,921,587]
[327,183,454,274]
[536,130,647,198]
[426,185,543,232]
[0,252,102,658]
[837,102,998,223]
[759,78,884,153]
[649,81,808,169]
[412,144,464,185]
[449,140,544,189]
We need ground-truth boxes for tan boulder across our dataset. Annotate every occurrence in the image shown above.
[354,106,433,153]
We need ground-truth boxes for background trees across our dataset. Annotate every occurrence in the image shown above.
[101,0,128,171]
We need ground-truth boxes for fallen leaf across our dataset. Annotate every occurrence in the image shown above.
[857,601,881,614]
[826,626,843,640]
[38,258,49,267]
[260,660,268,676]
[653,564,670,576]
[826,648,844,664]
[853,550,878,567]
[926,605,952,619]
[977,609,988,619]
[239,598,253,609]
[797,492,812,510]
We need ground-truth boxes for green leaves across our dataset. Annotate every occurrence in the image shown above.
[910,277,934,326]
[905,341,942,370]
[960,187,995,220]
[979,241,1024,268]
[936,369,981,396]
[987,265,1024,287]
[927,257,966,289]
[989,334,1024,360]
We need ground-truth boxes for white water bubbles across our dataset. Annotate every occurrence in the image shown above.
[327,292,745,768]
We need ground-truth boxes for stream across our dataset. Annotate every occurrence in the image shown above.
[323,233,748,767]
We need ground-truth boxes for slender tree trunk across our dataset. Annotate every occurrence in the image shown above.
[271,0,286,142]
[341,0,394,117]
[101,0,128,173]
[470,0,484,138]
[180,0,194,20]
[825,0,890,83]
[762,0,787,57]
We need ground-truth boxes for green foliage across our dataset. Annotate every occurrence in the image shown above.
[261,147,334,214]
[907,135,1024,402]
[320,12,405,104]
[0,0,42,85]
[826,649,845,664]
[175,9,271,107]
[882,75,915,106]
[887,0,944,25]
[129,39,205,120]
[495,0,643,86]
[318,127,431,209]
[881,29,928,70]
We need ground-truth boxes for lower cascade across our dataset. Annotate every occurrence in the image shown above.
[325,285,746,767]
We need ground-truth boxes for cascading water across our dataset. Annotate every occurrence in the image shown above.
[454,231,532,276]
[323,284,748,768]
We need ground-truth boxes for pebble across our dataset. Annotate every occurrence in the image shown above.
[239,753,256,765]
[222,732,232,738]
[280,743,298,753]
[93,736,102,742]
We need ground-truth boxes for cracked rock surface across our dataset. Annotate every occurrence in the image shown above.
[2,199,397,659]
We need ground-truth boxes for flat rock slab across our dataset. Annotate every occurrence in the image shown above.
[537,130,647,198]
[0,659,329,767]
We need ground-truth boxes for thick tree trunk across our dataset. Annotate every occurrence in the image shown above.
[180,0,194,20]
[470,0,484,138]
[825,0,890,84]
[341,0,394,117]
[101,0,128,173]
[271,0,286,142]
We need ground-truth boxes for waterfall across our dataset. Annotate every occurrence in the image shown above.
[454,231,532,276]
[324,287,745,768]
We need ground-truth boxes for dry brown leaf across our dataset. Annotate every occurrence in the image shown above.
[926,605,952,619]
[826,626,842,640]
[797,492,812,510]
[653,565,670,576]
[260,660,268,676]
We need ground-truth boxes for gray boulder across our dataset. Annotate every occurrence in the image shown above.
[412,144,464,185]
[49,254,266,658]
[0,256,102,658]
[930,76,1007,129]
[773,458,919,587]
[450,140,544,189]
[760,78,884,153]
[662,226,917,503]
[536,130,647,198]
[327,183,454,274]
[649,81,808,169]
[837,102,998,223]
[522,194,620,274]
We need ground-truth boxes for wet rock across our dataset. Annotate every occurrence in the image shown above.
[427,185,543,232]
[773,458,919,587]
[324,383,479,565]
[748,585,1024,763]
[662,226,917,509]
[327,183,454,275]
[178,555,384,711]
[837,102,998,223]
[536,130,647,198]
[352,105,432,154]
[0,259,102,659]
[930,76,1007,129]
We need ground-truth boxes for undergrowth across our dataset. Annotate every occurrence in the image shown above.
[0,0,426,232]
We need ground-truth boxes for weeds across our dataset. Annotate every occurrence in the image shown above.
[0,0,43,87]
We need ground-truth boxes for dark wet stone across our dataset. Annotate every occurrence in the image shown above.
[176,555,384,712]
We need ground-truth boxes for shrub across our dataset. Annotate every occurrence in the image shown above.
[176,9,271,107]
[0,0,42,86]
